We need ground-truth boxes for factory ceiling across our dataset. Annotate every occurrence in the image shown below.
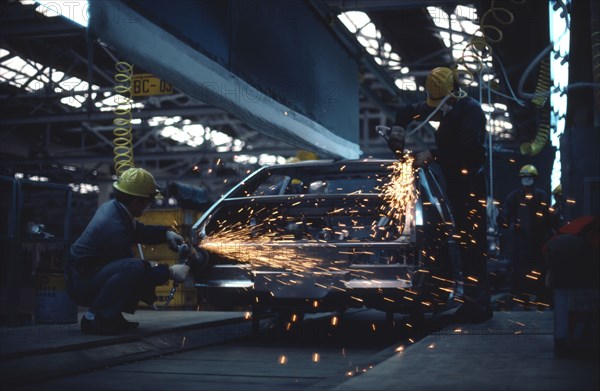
[0,0,557,195]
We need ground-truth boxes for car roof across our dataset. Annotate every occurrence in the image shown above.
[258,158,398,171]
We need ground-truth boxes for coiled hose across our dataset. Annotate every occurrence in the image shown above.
[454,0,522,85]
[408,1,516,135]
[113,61,135,176]
[520,103,551,156]
[520,57,551,156]
[452,0,551,156]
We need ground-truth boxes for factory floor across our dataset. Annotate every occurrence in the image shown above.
[1,306,598,390]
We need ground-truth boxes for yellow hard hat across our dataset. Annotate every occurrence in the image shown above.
[519,164,538,177]
[552,184,562,195]
[113,167,163,199]
[426,67,456,107]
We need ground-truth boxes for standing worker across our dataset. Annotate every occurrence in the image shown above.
[549,184,565,231]
[65,167,191,335]
[497,164,553,307]
[387,66,491,323]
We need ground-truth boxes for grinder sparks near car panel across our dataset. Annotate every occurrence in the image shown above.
[381,154,418,231]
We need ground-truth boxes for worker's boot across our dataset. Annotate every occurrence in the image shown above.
[114,313,139,330]
[81,315,124,335]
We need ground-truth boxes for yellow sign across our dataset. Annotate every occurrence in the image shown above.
[131,73,173,97]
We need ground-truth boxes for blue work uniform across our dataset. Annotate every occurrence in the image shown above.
[65,200,171,318]
[499,187,552,297]
[396,96,489,307]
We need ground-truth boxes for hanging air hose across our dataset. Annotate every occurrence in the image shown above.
[454,0,524,86]
[520,57,552,156]
[520,104,551,156]
[531,57,552,108]
[449,0,551,157]
[407,1,515,135]
[113,61,135,176]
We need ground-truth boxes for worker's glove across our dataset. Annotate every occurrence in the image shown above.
[166,231,184,252]
[387,126,406,158]
[414,150,433,167]
[169,264,190,283]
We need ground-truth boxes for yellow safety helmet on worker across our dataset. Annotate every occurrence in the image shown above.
[518,164,538,187]
[425,67,458,107]
[552,184,562,195]
[113,167,163,199]
[518,164,538,177]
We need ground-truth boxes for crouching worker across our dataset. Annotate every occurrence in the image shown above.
[65,167,190,335]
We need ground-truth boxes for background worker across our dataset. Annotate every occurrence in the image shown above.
[497,164,553,307]
[387,66,491,323]
[65,167,191,335]
[549,184,565,231]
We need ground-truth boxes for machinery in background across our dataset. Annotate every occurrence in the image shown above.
[0,176,74,325]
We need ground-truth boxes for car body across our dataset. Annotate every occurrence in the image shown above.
[191,159,458,317]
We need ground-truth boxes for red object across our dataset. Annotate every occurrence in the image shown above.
[557,216,597,236]
[543,216,598,255]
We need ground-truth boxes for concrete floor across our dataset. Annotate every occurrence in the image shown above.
[1,309,598,390]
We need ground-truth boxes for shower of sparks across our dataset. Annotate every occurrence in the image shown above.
[194,161,426,298]
[380,156,418,228]
[312,353,320,363]
[199,223,324,273]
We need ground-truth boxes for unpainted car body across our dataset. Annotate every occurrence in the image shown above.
[191,159,458,317]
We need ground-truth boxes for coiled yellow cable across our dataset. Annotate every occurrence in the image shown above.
[518,37,553,155]
[531,57,551,108]
[519,56,551,156]
[113,61,135,176]
[454,0,520,85]
[520,104,550,156]
[448,0,552,156]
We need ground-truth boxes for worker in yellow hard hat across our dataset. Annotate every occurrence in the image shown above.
[386,66,490,323]
[549,183,565,230]
[497,164,553,308]
[65,167,191,335]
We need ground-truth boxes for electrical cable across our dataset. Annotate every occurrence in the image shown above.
[406,1,517,137]
[113,61,135,176]
[489,54,527,106]
[406,94,452,136]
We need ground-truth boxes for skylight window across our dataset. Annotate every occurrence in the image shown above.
[338,11,409,88]
[69,183,100,194]
[0,47,103,109]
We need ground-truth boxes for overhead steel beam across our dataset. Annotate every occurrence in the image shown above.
[0,106,228,126]
[0,147,302,166]
[88,0,361,159]
[0,20,84,39]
